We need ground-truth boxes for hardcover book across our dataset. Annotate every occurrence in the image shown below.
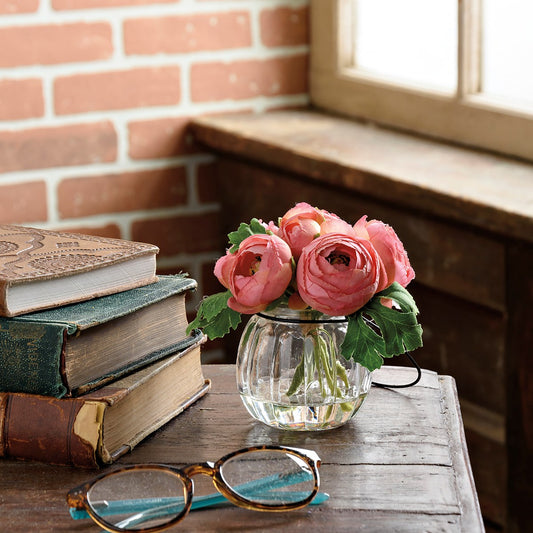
[0,224,159,317]
[0,275,199,397]
[0,338,209,468]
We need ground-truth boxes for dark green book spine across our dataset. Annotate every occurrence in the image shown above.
[0,320,67,397]
[0,275,198,398]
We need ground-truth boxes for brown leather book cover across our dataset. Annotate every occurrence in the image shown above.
[0,339,209,468]
[0,393,99,467]
[0,224,159,316]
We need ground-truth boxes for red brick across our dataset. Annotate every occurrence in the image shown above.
[0,23,112,68]
[57,224,122,239]
[0,122,117,173]
[53,0,179,9]
[196,162,219,204]
[55,67,180,114]
[128,117,199,160]
[190,54,308,102]
[0,181,47,224]
[0,0,39,14]
[57,166,187,218]
[124,12,251,55]
[0,79,44,120]
[260,7,309,47]
[131,211,222,256]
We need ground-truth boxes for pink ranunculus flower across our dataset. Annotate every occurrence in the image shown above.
[319,212,358,238]
[264,220,280,236]
[320,210,374,241]
[296,233,382,316]
[214,233,293,314]
[279,202,325,258]
[352,215,371,239]
[366,219,415,289]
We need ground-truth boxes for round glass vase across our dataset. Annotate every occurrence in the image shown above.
[236,305,372,431]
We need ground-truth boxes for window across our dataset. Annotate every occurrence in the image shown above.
[310,0,533,162]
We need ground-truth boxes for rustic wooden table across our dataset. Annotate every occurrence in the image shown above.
[0,365,484,532]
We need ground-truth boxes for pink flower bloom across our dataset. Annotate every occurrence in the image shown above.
[213,250,234,290]
[320,213,358,238]
[352,215,371,239]
[264,220,280,235]
[214,234,293,314]
[366,219,415,289]
[296,233,382,316]
[279,202,325,258]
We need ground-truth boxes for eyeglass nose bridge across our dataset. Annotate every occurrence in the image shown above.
[181,461,217,479]
[180,461,231,505]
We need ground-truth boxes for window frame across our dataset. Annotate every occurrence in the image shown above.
[310,0,533,162]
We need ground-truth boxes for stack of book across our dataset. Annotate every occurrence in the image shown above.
[0,224,209,468]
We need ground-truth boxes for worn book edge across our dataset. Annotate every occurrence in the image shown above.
[0,337,208,468]
[107,379,211,463]
[73,329,204,396]
[5,274,197,333]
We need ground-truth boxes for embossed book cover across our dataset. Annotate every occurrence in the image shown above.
[0,224,159,317]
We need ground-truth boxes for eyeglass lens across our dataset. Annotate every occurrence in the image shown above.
[220,449,316,506]
[87,468,188,531]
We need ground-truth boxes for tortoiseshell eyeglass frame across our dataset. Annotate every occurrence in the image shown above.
[66,444,322,533]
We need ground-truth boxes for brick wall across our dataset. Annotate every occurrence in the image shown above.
[0,0,309,361]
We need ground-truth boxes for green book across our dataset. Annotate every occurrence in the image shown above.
[0,275,200,398]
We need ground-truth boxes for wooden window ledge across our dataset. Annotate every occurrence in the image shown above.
[191,109,533,244]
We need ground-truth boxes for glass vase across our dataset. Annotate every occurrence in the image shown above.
[236,305,372,431]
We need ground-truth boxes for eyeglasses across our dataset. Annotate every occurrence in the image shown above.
[67,445,327,532]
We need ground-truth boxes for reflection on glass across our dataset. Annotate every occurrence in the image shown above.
[352,0,457,92]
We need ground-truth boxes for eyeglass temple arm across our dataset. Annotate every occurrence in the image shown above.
[70,469,328,521]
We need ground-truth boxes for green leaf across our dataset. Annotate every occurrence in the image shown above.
[187,291,242,340]
[366,302,423,355]
[341,314,386,371]
[249,218,268,234]
[227,218,267,252]
[341,283,423,371]
[202,307,241,339]
[379,282,419,314]
[199,291,233,321]
[364,283,423,356]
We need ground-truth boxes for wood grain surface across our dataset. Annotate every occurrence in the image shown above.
[0,365,483,532]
